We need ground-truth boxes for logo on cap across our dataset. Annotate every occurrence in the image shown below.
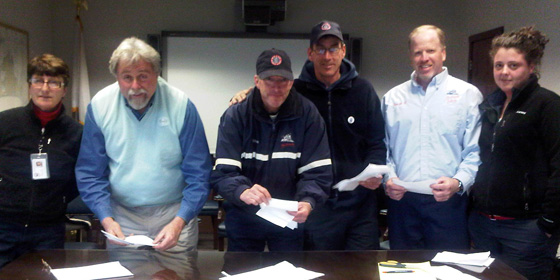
[321,22,332,31]
[271,55,282,66]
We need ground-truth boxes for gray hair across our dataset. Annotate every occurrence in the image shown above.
[109,37,161,77]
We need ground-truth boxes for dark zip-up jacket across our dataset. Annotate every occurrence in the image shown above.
[472,75,560,234]
[0,102,82,226]
[296,58,386,208]
[211,87,332,214]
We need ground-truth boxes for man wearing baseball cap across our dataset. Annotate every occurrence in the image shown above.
[299,21,386,251]
[211,49,332,251]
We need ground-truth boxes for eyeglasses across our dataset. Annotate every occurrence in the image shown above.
[30,78,65,89]
[313,47,342,55]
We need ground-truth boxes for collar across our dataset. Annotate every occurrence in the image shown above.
[31,102,63,127]
[251,87,300,122]
[487,74,539,107]
[410,67,448,92]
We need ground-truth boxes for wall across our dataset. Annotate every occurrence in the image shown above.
[2,0,558,104]
[454,0,560,93]
[1,0,53,58]
[47,0,464,97]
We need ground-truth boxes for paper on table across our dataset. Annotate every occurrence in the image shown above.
[256,198,298,229]
[431,251,495,267]
[334,164,390,191]
[101,230,155,246]
[378,262,435,280]
[392,179,437,195]
[220,261,324,280]
[50,261,133,280]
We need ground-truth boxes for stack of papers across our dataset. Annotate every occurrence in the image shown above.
[334,164,390,191]
[431,251,494,273]
[256,198,298,229]
[50,261,133,280]
[101,230,155,246]
[220,261,323,280]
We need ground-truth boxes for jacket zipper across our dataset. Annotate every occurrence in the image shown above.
[327,91,338,185]
[26,127,47,227]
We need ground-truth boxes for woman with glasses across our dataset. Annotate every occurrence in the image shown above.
[0,54,82,268]
[469,27,560,280]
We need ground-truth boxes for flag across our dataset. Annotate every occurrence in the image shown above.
[71,15,91,124]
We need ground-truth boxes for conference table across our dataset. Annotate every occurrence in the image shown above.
[0,249,526,279]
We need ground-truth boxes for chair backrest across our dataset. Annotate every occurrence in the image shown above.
[66,196,94,215]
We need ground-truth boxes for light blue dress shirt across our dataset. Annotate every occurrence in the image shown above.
[382,68,482,193]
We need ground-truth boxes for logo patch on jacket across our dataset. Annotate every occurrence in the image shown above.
[281,133,295,148]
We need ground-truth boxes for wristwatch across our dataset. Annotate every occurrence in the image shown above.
[455,178,464,193]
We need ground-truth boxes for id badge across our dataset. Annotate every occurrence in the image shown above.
[30,153,50,180]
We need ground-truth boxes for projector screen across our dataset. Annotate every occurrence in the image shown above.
[162,32,310,153]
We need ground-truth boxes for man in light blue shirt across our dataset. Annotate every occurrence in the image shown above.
[382,25,482,249]
[76,37,212,252]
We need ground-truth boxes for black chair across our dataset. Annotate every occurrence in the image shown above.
[64,196,104,249]
[198,192,224,250]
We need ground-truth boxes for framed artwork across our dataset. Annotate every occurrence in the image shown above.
[0,22,28,112]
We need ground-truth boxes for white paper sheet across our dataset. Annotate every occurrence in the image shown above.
[392,179,437,195]
[256,198,298,229]
[334,164,390,191]
[101,230,155,246]
[220,261,324,280]
[50,261,133,280]
[431,251,495,267]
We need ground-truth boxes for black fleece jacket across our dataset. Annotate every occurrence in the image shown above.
[296,58,386,208]
[0,102,82,226]
[472,75,560,234]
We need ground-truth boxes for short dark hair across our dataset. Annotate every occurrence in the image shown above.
[490,26,549,76]
[27,54,70,87]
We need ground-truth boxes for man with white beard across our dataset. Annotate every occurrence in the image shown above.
[76,37,212,252]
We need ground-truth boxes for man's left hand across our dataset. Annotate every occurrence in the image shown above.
[430,176,461,202]
[153,216,186,251]
[359,175,383,190]
[288,202,313,223]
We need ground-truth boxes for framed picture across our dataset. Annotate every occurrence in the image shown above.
[0,22,28,112]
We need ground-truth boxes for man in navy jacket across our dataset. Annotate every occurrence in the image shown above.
[212,49,332,251]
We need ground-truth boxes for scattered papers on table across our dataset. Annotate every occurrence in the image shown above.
[431,251,494,268]
[378,261,435,280]
[101,230,155,246]
[220,261,323,280]
[50,261,133,280]
[256,198,298,229]
[334,164,390,191]
[392,179,437,195]
[430,265,481,280]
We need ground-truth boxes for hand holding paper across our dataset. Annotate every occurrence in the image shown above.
[256,198,298,229]
[101,230,155,246]
[240,184,271,206]
[334,164,390,191]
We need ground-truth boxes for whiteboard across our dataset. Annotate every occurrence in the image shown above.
[162,33,310,153]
